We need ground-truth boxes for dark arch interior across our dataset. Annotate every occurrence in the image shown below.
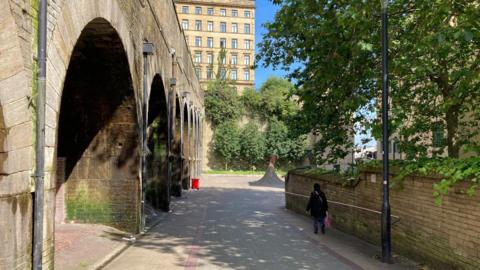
[171,96,182,197]
[58,18,136,177]
[146,75,170,211]
[182,104,190,189]
[55,18,140,233]
[190,108,196,178]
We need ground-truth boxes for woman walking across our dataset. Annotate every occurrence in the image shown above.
[306,183,329,234]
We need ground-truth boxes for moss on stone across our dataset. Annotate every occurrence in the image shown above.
[65,183,112,225]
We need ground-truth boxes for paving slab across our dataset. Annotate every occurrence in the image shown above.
[54,204,166,270]
[54,223,131,270]
[103,175,419,270]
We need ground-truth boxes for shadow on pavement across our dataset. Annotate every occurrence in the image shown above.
[104,183,420,270]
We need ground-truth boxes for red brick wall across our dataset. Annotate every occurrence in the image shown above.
[286,170,480,270]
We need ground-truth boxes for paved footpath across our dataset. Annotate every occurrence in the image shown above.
[103,175,418,270]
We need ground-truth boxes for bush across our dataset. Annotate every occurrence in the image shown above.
[240,122,266,168]
[212,121,241,170]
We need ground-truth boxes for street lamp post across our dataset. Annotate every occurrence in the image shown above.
[381,0,392,263]
[142,42,154,232]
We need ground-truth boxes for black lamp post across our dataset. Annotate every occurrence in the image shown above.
[381,0,392,263]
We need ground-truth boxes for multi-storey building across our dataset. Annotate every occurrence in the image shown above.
[175,0,256,93]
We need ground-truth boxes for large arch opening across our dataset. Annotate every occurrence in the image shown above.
[182,103,190,190]
[54,18,140,235]
[145,75,170,211]
[171,96,182,197]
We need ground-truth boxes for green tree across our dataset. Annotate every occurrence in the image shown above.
[212,121,241,170]
[258,0,480,160]
[258,76,298,121]
[240,122,266,168]
[241,87,262,118]
[205,80,243,126]
[265,119,290,160]
[241,77,299,122]
[205,47,244,127]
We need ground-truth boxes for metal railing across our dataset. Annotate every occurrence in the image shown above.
[284,191,400,221]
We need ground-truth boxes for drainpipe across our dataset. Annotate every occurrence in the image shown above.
[33,0,47,269]
[141,42,154,231]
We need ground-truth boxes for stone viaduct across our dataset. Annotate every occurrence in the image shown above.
[0,0,204,269]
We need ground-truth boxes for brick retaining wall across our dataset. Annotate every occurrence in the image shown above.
[286,169,480,270]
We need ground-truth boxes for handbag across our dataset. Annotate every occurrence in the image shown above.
[324,216,332,228]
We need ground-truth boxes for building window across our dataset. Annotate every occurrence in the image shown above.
[231,54,237,65]
[231,70,237,80]
[244,23,251,34]
[244,10,251,17]
[393,141,401,154]
[432,123,445,148]
[207,53,213,64]
[207,68,213,79]
[232,9,238,17]
[221,55,226,64]
[207,37,213,48]
[244,54,250,65]
[220,9,226,16]
[244,39,251,49]
[182,6,189,14]
[195,7,202,15]
[243,69,250,80]
[195,20,202,31]
[207,8,214,15]
[220,38,226,48]
[207,21,213,31]
[195,68,201,79]
[232,39,238,49]
[220,68,226,79]
[195,36,202,47]
[194,52,202,63]
[220,22,227,33]
[232,23,238,33]
[182,19,189,30]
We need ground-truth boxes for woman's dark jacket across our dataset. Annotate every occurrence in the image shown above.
[306,190,328,218]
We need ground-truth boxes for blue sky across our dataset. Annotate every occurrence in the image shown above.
[253,0,375,148]
[254,0,286,89]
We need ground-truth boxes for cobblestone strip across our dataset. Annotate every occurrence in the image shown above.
[184,195,209,270]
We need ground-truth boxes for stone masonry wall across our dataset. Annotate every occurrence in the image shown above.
[286,170,480,270]
[1,0,204,269]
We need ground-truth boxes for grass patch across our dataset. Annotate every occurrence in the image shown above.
[204,169,287,176]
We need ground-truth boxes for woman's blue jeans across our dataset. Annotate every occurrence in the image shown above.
[314,216,325,233]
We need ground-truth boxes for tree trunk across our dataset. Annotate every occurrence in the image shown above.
[249,154,284,187]
[445,105,460,158]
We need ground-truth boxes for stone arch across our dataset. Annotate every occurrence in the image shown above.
[46,0,136,128]
[189,106,196,179]
[53,16,140,236]
[181,100,190,189]
[146,74,170,211]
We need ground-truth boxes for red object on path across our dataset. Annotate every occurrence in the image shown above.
[192,178,200,190]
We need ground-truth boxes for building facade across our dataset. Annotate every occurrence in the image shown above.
[175,0,256,93]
